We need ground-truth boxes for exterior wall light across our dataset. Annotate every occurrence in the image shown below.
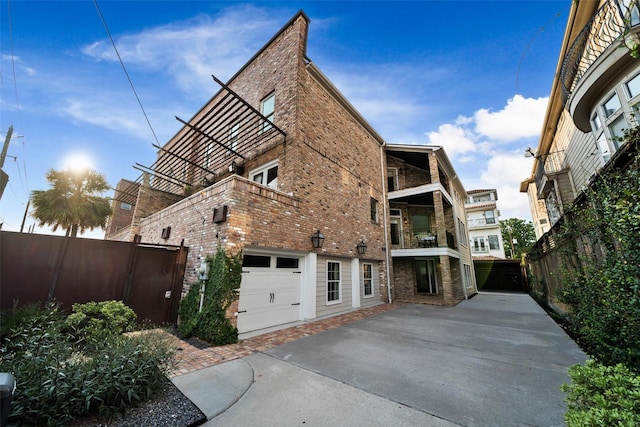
[356,240,367,255]
[229,161,244,174]
[311,230,325,249]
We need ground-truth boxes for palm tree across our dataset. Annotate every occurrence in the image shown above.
[31,168,112,237]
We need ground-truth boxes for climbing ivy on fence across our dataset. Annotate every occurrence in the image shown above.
[558,128,640,372]
[178,248,242,346]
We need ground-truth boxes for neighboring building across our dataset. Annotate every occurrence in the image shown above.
[464,189,506,259]
[105,179,138,239]
[106,11,475,336]
[520,0,640,309]
[521,0,640,228]
[386,145,477,305]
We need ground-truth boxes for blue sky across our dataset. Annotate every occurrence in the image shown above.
[0,0,569,238]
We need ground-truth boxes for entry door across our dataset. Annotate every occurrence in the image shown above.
[416,259,438,294]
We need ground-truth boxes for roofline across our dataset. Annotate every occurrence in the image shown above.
[306,62,385,146]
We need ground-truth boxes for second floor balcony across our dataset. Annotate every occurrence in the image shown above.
[561,0,640,131]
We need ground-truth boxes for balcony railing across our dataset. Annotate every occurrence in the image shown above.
[393,231,457,250]
[560,0,640,104]
[467,218,497,227]
[534,151,568,195]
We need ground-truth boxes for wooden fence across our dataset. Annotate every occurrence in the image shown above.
[0,231,188,325]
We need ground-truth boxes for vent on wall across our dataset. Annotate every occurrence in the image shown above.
[213,205,228,223]
[161,226,171,239]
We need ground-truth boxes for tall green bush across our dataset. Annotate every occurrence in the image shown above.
[178,248,242,345]
[559,133,640,371]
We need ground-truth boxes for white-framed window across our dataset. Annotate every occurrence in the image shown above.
[603,93,621,118]
[204,142,215,169]
[457,218,468,247]
[626,73,640,98]
[327,261,341,304]
[227,122,240,157]
[249,159,278,189]
[362,263,373,297]
[260,92,275,132]
[463,264,473,289]
[472,237,488,253]
[120,202,131,210]
[484,210,496,224]
[488,235,500,250]
[370,198,379,223]
[387,168,399,191]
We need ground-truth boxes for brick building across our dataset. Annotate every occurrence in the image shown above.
[106,11,475,336]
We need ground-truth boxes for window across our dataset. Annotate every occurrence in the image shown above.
[472,237,487,253]
[363,263,373,297]
[120,202,131,210]
[609,115,627,147]
[228,123,240,156]
[457,219,468,247]
[591,113,601,131]
[261,93,275,132]
[276,257,299,268]
[370,198,379,223]
[488,235,500,250]
[204,142,214,169]
[250,160,278,189]
[327,261,341,304]
[596,134,612,162]
[463,264,473,289]
[484,210,496,224]
[387,168,398,191]
[603,93,621,118]
[242,255,271,268]
[626,73,640,98]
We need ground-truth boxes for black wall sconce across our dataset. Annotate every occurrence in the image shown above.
[229,160,244,175]
[356,240,367,255]
[311,230,325,249]
[161,226,171,239]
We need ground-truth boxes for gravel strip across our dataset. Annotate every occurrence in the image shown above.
[69,382,206,427]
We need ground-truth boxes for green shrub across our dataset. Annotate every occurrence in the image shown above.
[177,283,201,337]
[64,300,137,348]
[562,360,640,426]
[0,303,175,425]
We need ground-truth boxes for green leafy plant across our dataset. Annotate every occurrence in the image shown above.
[178,248,242,345]
[0,303,175,425]
[557,132,640,371]
[64,300,137,349]
[562,359,640,426]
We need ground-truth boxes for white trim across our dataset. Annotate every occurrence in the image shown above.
[351,258,360,308]
[249,159,279,189]
[302,252,317,320]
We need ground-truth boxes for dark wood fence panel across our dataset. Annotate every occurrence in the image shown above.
[473,259,526,292]
[0,231,188,325]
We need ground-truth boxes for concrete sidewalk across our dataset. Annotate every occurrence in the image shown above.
[172,292,587,426]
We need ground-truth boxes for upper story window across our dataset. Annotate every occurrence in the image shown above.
[484,210,496,224]
[488,235,500,250]
[120,202,132,210]
[387,168,398,191]
[370,198,379,223]
[249,159,278,189]
[603,93,621,118]
[228,122,240,156]
[590,76,640,163]
[204,142,215,169]
[261,92,275,132]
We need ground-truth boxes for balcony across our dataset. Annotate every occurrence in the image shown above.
[534,151,569,198]
[560,0,640,131]
[467,218,497,228]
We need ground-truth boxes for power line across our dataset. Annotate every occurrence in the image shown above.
[93,0,161,146]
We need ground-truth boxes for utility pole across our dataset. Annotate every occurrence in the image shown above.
[0,125,13,200]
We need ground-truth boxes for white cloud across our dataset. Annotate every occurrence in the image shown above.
[82,6,284,93]
[478,152,534,220]
[426,123,477,157]
[473,94,548,142]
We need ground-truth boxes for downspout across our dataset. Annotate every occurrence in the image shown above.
[380,142,392,303]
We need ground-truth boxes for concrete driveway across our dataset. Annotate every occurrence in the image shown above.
[200,292,586,426]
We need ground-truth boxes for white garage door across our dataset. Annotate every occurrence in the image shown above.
[237,254,301,333]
